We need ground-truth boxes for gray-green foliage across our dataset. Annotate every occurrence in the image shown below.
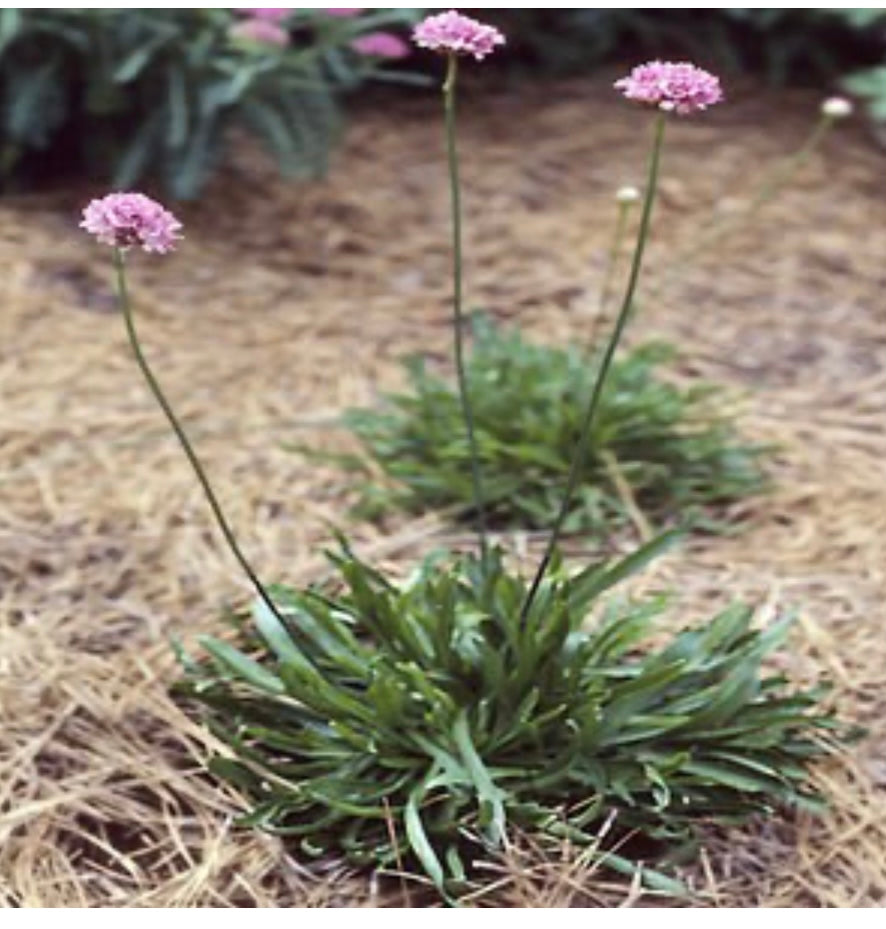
[343,319,769,534]
[840,6,886,124]
[0,8,420,198]
[487,9,884,85]
[492,9,886,120]
[175,532,844,897]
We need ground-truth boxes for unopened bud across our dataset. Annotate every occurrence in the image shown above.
[616,186,640,204]
[821,97,853,119]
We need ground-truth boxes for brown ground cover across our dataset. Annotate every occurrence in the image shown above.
[1,74,885,906]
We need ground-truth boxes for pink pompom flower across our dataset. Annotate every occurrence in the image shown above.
[235,8,291,22]
[229,16,291,47]
[80,193,182,254]
[615,61,723,115]
[413,10,505,62]
[351,31,410,59]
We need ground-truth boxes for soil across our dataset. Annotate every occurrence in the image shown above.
[1,72,885,906]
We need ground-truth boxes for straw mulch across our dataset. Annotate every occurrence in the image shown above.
[1,74,885,907]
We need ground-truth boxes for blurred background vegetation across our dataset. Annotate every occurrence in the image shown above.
[1,8,884,199]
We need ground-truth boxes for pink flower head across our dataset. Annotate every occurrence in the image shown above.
[615,61,723,115]
[229,16,290,47]
[412,10,505,62]
[80,193,182,254]
[235,8,291,22]
[351,31,410,59]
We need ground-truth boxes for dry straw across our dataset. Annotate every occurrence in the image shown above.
[1,75,885,906]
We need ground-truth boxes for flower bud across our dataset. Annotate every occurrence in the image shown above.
[616,186,640,204]
[821,97,853,119]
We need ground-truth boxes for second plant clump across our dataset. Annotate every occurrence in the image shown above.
[81,11,853,904]
[344,317,769,535]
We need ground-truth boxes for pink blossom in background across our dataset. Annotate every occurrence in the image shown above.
[229,16,291,47]
[614,61,723,115]
[412,10,505,61]
[351,31,410,59]
[235,8,291,22]
[80,193,182,254]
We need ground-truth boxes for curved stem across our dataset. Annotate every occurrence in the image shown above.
[113,249,285,624]
[585,198,634,357]
[443,52,488,560]
[519,113,667,626]
[743,114,833,219]
[652,112,836,299]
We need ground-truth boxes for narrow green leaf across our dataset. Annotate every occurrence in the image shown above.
[404,786,445,890]
[452,711,507,844]
[199,635,286,695]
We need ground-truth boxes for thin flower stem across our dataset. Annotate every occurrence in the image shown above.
[585,198,634,357]
[742,113,834,219]
[519,113,667,627]
[652,112,837,299]
[113,249,285,624]
[443,52,488,560]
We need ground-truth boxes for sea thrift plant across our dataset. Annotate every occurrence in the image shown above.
[345,326,769,533]
[82,27,853,901]
[413,10,505,61]
[615,60,723,114]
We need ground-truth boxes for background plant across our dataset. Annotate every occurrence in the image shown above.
[0,7,421,198]
[343,319,769,536]
[485,9,886,127]
[4,9,882,200]
[483,9,884,86]
[175,535,845,896]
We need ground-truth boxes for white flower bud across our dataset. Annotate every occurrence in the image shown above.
[821,97,853,119]
[615,186,640,204]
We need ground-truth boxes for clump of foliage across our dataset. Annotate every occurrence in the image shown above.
[0,8,419,198]
[343,318,769,534]
[175,533,843,897]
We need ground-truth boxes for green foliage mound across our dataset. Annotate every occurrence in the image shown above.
[344,319,769,534]
[176,533,842,897]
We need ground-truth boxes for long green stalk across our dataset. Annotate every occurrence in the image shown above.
[519,113,667,626]
[443,52,488,560]
[113,249,285,624]
[585,194,636,356]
